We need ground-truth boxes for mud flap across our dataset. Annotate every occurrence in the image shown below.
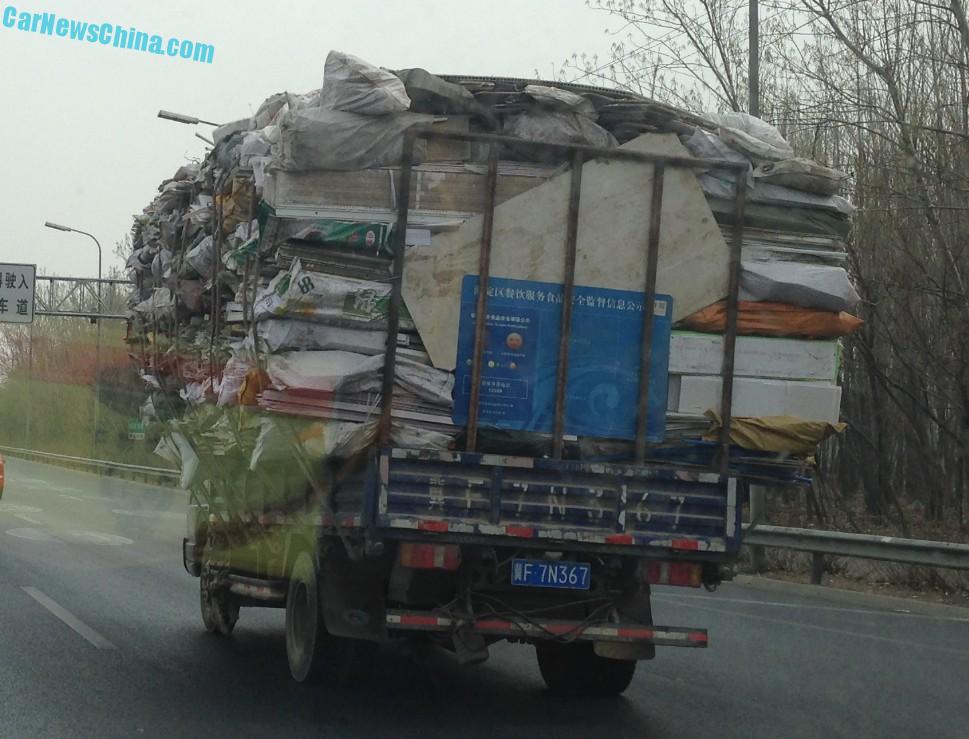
[319,544,388,640]
[594,577,655,660]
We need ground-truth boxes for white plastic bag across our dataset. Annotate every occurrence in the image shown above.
[715,112,793,163]
[319,50,411,115]
[740,260,861,312]
[276,107,435,170]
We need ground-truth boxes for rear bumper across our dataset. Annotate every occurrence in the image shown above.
[385,609,708,648]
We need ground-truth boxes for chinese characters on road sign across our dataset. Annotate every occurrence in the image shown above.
[0,264,35,324]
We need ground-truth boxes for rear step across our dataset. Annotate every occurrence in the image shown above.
[385,609,708,647]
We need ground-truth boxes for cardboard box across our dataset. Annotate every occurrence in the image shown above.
[668,375,842,423]
[669,331,839,382]
[263,162,555,219]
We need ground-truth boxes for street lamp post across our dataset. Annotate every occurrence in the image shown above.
[44,221,102,459]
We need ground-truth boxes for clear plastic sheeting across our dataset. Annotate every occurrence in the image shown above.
[524,84,598,118]
[276,107,437,171]
[754,158,848,196]
[132,287,174,319]
[258,319,388,354]
[319,50,411,115]
[265,351,454,408]
[740,260,861,313]
[154,432,200,489]
[714,112,794,163]
[505,109,617,161]
[184,235,214,277]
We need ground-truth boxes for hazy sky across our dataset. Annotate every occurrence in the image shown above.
[0,0,619,279]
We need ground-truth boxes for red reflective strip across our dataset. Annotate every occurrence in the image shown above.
[606,534,634,545]
[505,526,535,538]
[340,516,357,528]
[671,539,700,550]
[399,614,443,627]
[617,627,656,640]
[473,619,515,632]
[688,631,708,644]
[418,520,449,533]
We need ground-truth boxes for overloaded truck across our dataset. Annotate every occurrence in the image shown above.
[129,52,859,695]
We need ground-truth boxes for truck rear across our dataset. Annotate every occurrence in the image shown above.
[128,55,854,697]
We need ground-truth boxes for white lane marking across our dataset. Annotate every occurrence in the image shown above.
[59,494,86,502]
[65,531,134,546]
[655,592,969,624]
[6,527,60,542]
[111,508,183,520]
[21,587,117,650]
[0,503,42,514]
[14,514,42,525]
[655,598,969,658]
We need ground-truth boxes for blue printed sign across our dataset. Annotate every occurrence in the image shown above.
[453,276,671,441]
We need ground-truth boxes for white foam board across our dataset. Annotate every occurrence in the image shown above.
[668,375,842,423]
[669,332,839,381]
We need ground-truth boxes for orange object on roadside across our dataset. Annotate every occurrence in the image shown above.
[680,300,864,338]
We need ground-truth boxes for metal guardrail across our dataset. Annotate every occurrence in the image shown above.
[743,523,969,583]
[0,445,179,483]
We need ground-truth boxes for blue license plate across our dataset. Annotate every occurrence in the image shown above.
[510,558,591,590]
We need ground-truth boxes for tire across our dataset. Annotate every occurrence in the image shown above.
[200,578,239,636]
[285,551,355,685]
[536,642,637,697]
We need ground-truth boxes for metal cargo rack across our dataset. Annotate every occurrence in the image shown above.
[377,128,748,475]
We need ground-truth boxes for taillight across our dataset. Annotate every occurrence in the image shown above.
[398,542,461,571]
[641,560,702,588]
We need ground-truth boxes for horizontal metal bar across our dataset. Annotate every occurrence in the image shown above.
[35,311,129,320]
[37,276,134,285]
[404,127,748,171]
[385,609,708,647]
[0,445,179,480]
[742,524,969,571]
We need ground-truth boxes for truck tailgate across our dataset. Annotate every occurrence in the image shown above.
[337,449,740,557]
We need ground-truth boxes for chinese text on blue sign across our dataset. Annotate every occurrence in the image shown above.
[454,276,671,441]
[0,263,35,324]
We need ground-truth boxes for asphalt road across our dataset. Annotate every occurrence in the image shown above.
[1,456,967,738]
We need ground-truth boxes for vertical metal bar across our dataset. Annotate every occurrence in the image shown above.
[749,0,760,118]
[552,150,585,459]
[718,175,747,476]
[378,134,417,446]
[465,145,501,452]
[635,162,666,464]
[25,323,33,447]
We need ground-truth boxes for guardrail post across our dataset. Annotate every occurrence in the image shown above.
[811,552,826,585]
[749,483,768,573]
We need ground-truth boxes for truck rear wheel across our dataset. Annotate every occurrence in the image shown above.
[285,552,355,685]
[536,642,637,697]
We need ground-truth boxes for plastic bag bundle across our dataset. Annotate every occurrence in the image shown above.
[319,50,411,115]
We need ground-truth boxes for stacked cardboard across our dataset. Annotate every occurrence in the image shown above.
[125,50,854,491]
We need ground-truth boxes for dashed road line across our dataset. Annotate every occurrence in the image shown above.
[21,586,117,650]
